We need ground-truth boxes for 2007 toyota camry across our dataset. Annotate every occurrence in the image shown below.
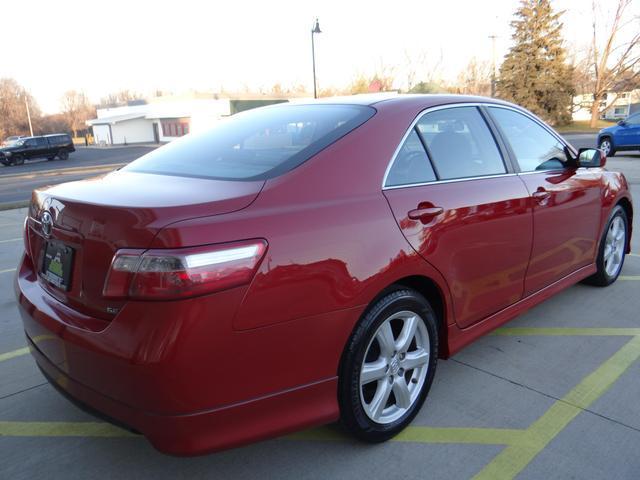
[16,95,633,455]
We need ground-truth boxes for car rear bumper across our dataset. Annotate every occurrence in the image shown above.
[15,253,344,455]
[27,333,337,455]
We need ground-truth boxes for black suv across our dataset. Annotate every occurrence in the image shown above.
[0,134,75,166]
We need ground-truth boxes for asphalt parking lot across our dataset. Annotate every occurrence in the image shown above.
[0,143,639,479]
[0,145,156,205]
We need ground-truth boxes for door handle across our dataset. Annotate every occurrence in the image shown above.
[408,206,444,224]
[532,189,551,205]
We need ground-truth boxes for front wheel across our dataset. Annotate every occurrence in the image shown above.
[13,155,24,166]
[57,149,69,160]
[585,205,628,286]
[339,288,438,443]
[598,137,615,157]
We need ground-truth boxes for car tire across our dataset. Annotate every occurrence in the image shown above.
[584,205,628,286]
[47,156,55,161]
[338,288,438,443]
[13,155,24,166]
[598,137,615,157]
[57,149,69,160]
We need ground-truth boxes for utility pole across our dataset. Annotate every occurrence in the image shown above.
[24,91,34,136]
[489,34,498,98]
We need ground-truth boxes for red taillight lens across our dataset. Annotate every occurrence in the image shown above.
[102,240,267,300]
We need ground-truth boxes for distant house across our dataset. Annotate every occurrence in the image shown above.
[573,89,640,122]
[87,93,290,145]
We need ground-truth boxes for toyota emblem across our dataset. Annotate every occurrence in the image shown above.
[41,211,53,238]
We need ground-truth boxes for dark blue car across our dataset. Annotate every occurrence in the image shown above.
[597,112,640,157]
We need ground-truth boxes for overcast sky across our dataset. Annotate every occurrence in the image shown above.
[1,0,634,113]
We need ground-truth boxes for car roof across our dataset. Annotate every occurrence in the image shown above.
[292,93,516,109]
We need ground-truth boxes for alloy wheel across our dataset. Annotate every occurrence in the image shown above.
[604,215,626,277]
[359,310,430,424]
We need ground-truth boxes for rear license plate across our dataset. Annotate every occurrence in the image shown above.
[41,241,74,291]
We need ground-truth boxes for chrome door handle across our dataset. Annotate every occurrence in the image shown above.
[408,206,444,224]
[532,190,551,205]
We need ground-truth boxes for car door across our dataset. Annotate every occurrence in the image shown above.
[616,113,640,147]
[23,138,38,159]
[487,106,603,296]
[383,105,533,329]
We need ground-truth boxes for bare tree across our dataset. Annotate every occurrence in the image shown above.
[454,57,493,96]
[588,0,640,127]
[0,78,41,139]
[60,90,94,138]
[99,89,142,108]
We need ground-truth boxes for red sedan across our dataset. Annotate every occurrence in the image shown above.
[16,95,633,455]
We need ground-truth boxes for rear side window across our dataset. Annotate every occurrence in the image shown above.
[489,107,566,172]
[124,104,375,181]
[416,107,506,180]
[385,130,436,187]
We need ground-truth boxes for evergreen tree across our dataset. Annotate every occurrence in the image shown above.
[498,0,574,125]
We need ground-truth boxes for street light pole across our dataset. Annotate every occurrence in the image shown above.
[23,91,34,136]
[311,18,321,99]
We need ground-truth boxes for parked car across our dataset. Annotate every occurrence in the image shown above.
[17,96,633,455]
[2,135,26,146]
[0,133,74,166]
[598,112,640,156]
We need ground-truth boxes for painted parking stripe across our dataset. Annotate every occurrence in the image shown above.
[0,347,30,363]
[494,327,640,336]
[473,335,640,479]
[0,335,58,363]
[619,275,640,281]
[0,421,136,438]
[0,267,16,274]
[0,238,21,244]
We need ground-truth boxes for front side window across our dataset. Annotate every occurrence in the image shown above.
[626,113,640,125]
[126,104,374,181]
[385,130,436,187]
[416,107,506,180]
[489,107,567,172]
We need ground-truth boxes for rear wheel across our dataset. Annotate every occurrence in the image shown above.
[585,205,628,286]
[339,288,438,442]
[47,156,55,161]
[598,137,615,157]
[57,149,69,160]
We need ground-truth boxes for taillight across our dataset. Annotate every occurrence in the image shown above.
[102,240,267,300]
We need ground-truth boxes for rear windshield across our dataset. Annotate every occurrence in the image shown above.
[124,104,375,181]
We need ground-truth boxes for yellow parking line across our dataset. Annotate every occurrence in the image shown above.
[0,335,58,363]
[619,275,640,281]
[288,425,524,445]
[394,426,524,445]
[473,335,640,479]
[0,347,30,363]
[0,421,136,438]
[0,238,21,244]
[0,267,16,274]
[494,327,640,337]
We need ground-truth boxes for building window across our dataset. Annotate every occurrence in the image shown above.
[161,119,190,138]
[614,106,627,116]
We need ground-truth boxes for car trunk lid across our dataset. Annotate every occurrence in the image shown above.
[27,170,264,320]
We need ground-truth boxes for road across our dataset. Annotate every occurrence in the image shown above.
[0,146,156,206]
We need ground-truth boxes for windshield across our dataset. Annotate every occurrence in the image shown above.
[124,104,375,181]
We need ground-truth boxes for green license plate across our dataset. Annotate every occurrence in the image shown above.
[42,241,74,291]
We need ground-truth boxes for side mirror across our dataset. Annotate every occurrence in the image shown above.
[617,120,627,126]
[578,148,606,168]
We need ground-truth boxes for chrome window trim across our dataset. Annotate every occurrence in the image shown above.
[383,172,518,190]
[381,102,571,190]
